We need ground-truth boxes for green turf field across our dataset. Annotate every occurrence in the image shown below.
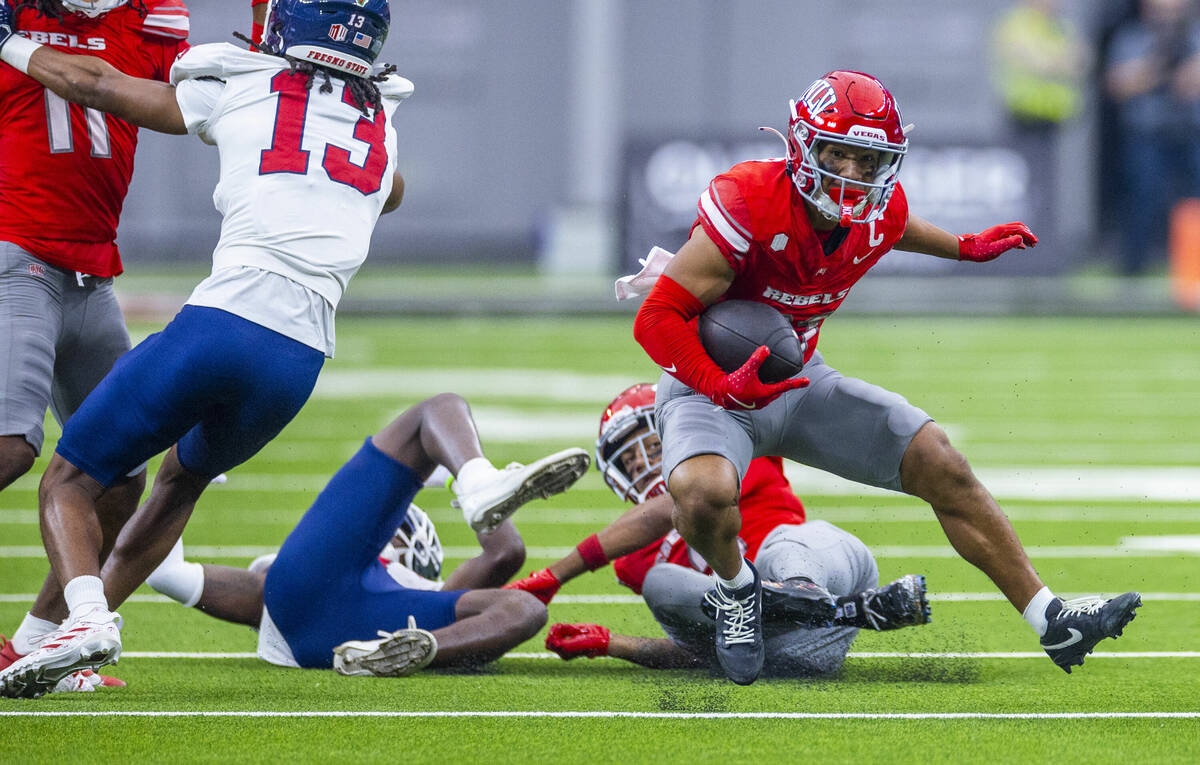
[2,315,1199,764]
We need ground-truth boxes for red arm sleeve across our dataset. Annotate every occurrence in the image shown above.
[632,275,726,399]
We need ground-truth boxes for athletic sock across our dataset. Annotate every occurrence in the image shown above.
[1022,586,1057,636]
[11,613,59,655]
[63,575,109,622]
[452,457,498,496]
[146,538,206,608]
[718,559,754,591]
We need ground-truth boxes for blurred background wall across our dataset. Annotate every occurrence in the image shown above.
[117,0,1197,302]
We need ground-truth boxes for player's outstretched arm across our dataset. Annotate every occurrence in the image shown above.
[897,213,1038,262]
[546,623,703,669]
[506,494,676,602]
[0,32,185,135]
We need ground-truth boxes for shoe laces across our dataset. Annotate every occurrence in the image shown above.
[859,588,892,629]
[1059,596,1106,618]
[704,588,758,645]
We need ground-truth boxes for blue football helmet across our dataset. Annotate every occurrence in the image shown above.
[262,0,389,78]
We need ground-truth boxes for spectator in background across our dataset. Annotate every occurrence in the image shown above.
[1104,0,1200,274]
[991,0,1089,136]
[990,0,1089,260]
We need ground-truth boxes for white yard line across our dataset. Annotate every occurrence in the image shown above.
[2,592,1198,604]
[4,543,1195,559]
[7,466,1200,502]
[112,650,1200,660]
[4,505,1198,525]
[1,710,1196,720]
[782,464,1200,502]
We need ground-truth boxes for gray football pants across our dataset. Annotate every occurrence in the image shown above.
[641,520,878,677]
[0,242,131,454]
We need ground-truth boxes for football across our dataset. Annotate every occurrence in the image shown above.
[698,300,805,384]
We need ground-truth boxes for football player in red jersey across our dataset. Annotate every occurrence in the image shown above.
[0,0,187,689]
[508,383,929,676]
[632,71,1140,683]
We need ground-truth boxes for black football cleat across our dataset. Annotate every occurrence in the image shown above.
[702,577,836,627]
[1040,592,1142,674]
[703,560,765,686]
[836,574,931,631]
[760,578,837,627]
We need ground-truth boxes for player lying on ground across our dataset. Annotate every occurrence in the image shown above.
[628,70,1141,683]
[0,0,189,692]
[506,383,929,676]
[0,0,424,698]
[17,393,590,686]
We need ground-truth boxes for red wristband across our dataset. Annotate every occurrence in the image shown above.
[250,0,269,6]
[575,534,608,571]
[250,22,264,47]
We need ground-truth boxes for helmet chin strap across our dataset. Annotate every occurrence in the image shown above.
[827,186,866,227]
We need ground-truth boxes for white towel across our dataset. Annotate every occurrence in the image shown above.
[614,246,676,301]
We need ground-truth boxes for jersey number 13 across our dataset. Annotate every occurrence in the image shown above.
[258,71,387,195]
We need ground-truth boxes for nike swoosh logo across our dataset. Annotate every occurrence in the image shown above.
[1042,628,1083,650]
[853,254,871,264]
[661,364,677,374]
[727,395,756,410]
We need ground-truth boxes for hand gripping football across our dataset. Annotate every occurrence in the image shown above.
[698,300,805,385]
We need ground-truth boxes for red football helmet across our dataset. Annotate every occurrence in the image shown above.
[596,383,666,504]
[783,70,908,225]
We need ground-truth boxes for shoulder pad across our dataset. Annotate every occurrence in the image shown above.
[141,0,189,41]
[170,43,284,85]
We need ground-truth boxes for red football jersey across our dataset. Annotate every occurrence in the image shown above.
[612,456,806,593]
[694,159,909,361]
[0,1,189,277]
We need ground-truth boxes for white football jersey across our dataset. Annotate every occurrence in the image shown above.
[171,43,413,310]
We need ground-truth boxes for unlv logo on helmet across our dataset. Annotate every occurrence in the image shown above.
[799,78,836,116]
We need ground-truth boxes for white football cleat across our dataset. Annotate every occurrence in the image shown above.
[333,616,437,677]
[0,609,122,699]
[452,448,590,533]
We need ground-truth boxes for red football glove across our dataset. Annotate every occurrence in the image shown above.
[503,568,561,605]
[709,346,809,410]
[957,222,1038,262]
[545,623,611,660]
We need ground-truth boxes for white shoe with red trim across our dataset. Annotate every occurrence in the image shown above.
[0,609,123,699]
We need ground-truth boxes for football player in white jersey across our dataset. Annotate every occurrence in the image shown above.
[0,0,551,698]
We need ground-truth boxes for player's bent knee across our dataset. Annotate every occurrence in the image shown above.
[0,436,36,487]
[668,456,740,517]
[38,453,105,502]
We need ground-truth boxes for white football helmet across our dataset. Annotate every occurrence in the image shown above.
[379,504,443,582]
[596,383,666,504]
[61,0,128,18]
